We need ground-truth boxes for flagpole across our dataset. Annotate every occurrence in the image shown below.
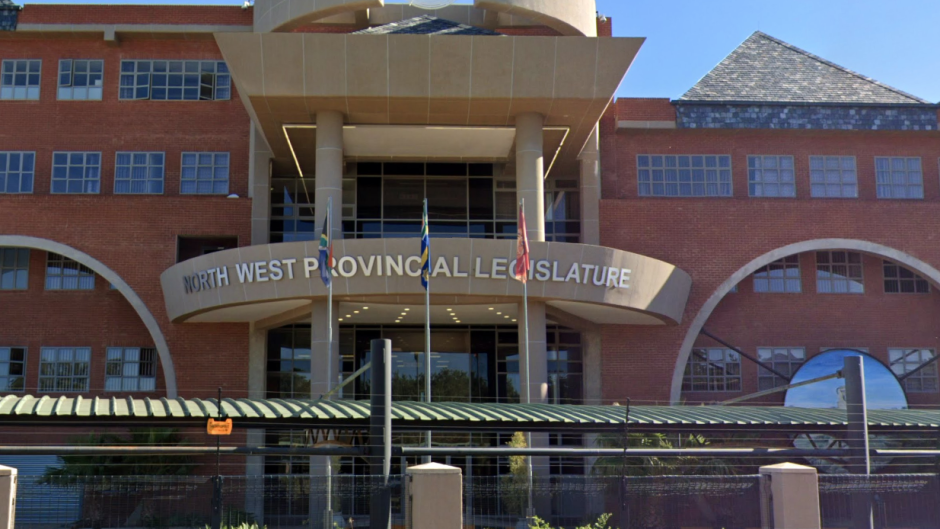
[521,197,534,518]
[324,196,333,529]
[424,198,432,464]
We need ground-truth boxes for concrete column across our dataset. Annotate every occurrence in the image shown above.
[0,466,15,529]
[759,463,821,529]
[249,125,273,245]
[245,323,267,522]
[406,463,462,529]
[516,113,545,243]
[316,110,344,243]
[579,124,600,245]
[310,300,340,529]
[581,329,603,488]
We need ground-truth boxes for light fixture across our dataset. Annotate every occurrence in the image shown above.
[497,312,502,315]
[512,319,517,322]
[338,318,344,322]
[504,315,510,319]
[488,307,494,311]
[346,314,352,318]
[401,312,407,316]
[404,308,410,311]
[363,307,369,310]
[354,311,360,314]
[455,320,461,323]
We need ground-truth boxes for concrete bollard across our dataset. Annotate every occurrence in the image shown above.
[0,465,16,529]
[406,463,462,529]
[759,462,820,529]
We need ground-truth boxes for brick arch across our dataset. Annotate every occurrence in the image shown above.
[669,238,940,404]
[0,235,177,397]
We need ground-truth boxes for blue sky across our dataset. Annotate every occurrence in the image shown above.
[19,0,940,102]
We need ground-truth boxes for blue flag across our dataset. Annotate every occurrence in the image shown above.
[318,198,333,287]
[420,199,430,290]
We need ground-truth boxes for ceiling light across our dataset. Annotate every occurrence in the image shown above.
[512,319,517,322]
[346,314,352,318]
[488,307,494,310]
[497,312,502,315]
[363,307,369,310]
[404,308,410,311]
[401,313,407,316]
[504,315,510,319]
[455,320,461,323]
[354,311,360,314]
[338,318,344,322]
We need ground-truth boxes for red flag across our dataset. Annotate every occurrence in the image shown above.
[514,202,530,283]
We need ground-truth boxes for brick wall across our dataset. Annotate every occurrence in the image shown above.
[18,5,252,26]
[615,98,676,122]
[599,123,940,406]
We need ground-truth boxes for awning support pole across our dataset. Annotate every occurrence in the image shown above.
[844,355,873,529]
[369,338,392,529]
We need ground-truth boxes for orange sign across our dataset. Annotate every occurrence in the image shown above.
[206,418,233,436]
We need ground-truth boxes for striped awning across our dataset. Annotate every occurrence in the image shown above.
[0,395,934,433]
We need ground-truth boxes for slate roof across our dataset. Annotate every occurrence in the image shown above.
[0,0,17,6]
[679,31,931,105]
[353,15,502,36]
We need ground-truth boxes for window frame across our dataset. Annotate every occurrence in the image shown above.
[0,248,29,291]
[0,347,27,393]
[38,347,91,393]
[0,59,42,101]
[757,347,805,391]
[682,348,742,392]
[816,250,864,294]
[114,151,166,195]
[637,155,733,197]
[753,255,802,293]
[180,152,230,195]
[747,155,796,198]
[105,347,157,392]
[889,348,938,393]
[875,157,923,200]
[0,151,36,194]
[45,253,95,291]
[883,260,930,294]
[118,60,231,101]
[809,155,858,198]
[57,59,104,101]
[50,151,102,195]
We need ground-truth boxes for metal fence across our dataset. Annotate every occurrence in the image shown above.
[819,474,940,529]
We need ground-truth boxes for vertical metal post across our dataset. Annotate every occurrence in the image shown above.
[324,198,334,529]
[844,356,873,529]
[370,339,392,529]
[520,198,535,520]
[211,387,223,529]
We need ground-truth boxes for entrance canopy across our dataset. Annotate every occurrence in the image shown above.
[1,395,936,434]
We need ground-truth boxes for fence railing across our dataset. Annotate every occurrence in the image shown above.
[819,473,940,529]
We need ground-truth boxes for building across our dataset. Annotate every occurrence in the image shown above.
[1,0,939,494]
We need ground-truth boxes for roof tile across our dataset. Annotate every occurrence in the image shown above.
[353,15,502,37]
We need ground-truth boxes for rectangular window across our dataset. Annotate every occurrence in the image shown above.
[875,157,923,199]
[637,155,732,197]
[545,179,581,243]
[809,156,857,198]
[51,152,101,194]
[883,261,929,294]
[0,59,41,100]
[757,347,805,391]
[119,60,231,101]
[0,248,29,290]
[682,348,741,392]
[105,347,157,392]
[753,255,801,293]
[57,59,104,101]
[181,152,229,195]
[0,151,35,193]
[45,254,95,290]
[889,349,938,393]
[0,347,26,392]
[748,155,795,197]
[816,251,864,294]
[115,152,165,194]
[39,347,90,392]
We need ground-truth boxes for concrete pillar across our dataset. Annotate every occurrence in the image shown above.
[310,301,340,529]
[249,125,273,245]
[515,113,545,243]
[581,329,603,492]
[0,465,16,529]
[759,463,821,529]
[245,324,267,523]
[406,463,462,529]
[316,110,344,243]
[579,124,600,245]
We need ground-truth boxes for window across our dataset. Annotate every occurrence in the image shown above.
[270,176,317,243]
[39,347,90,392]
[546,327,582,405]
[637,155,732,197]
[105,347,156,391]
[45,254,95,290]
[883,261,929,294]
[57,59,103,101]
[748,155,795,197]
[0,151,35,193]
[753,255,801,293]
[176,236,238,263]
[816,251,863,294]
[51,152,101,194]
[809,156,857,198]
[0,59,41,100]
[266,325,311,399]
[0,348,26,392]
[545,179,581,243]
[875,157,923,199]
[757,347,805,391]
[119,60,231,101]
[682,348,741,392]
[889,349,938,393]
[115,152,165,194]
[0,248,29,290]
[181,152,229,195]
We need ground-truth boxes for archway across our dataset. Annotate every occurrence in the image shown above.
[0,236,177,397]
[670,239,940,404]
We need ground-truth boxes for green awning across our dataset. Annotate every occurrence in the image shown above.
[0,395,934,433]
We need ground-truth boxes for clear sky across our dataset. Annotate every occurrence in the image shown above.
[18,0,940,103]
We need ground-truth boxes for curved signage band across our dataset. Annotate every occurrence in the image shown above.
[161,239,691,326]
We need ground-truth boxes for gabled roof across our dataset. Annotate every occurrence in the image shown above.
[679,31,931,105]
[353,15,502,36]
